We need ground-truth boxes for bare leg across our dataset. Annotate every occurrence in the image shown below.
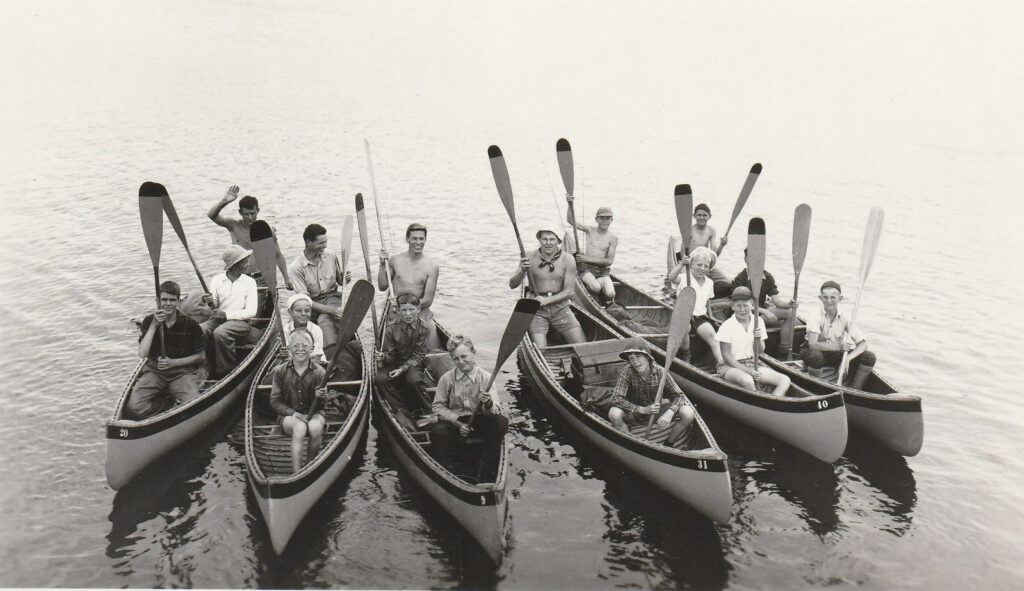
[697,323,723,365]
[580,272,601,295]
[529,331,548,347]
[307,414,326,460]
[282,416,309,473]
[608,407,629,432]
[562,326,587,344]
[598,276,616,303]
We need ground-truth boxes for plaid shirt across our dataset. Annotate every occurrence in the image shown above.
[610,364,684,415]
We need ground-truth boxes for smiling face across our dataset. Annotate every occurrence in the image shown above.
[595,214,613,230]
[731,299,754,321]
[406,230,426,254]
[158,291,180,315]
[288,331,313,363]
[819,287,843,313]
[694,210,711,228]
[306,234,328,257]
[450,343,477,373]
[538,232,560,256]
[289,299,312,327]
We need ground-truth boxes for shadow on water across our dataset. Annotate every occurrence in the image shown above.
[699,405,841,538]
[513,369,728,590]
[842,436,917,535]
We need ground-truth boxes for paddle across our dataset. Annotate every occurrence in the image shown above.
[139,182,166,355]
[468,298,541,427]
[787,204,812,359]
[339,214,354,301]
[837,207,884,385]
[161,190,209,294]
[746,218,767,387]
[364,139,397,302]
[674,184,693,287]
[306,279,375,417]
[645,286,696,438]
[488,145,527,258]
[556,138,581,257]
[355,193,382,340]
[721,163,763,246]
[249,221,286,342]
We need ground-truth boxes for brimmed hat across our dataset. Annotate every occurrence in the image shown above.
[730,286,753,301]
[595,206,613,218]
[619,342,655,362]
[222,244,253,270]
[535,229,562,241]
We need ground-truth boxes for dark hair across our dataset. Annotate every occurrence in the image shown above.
[303,223,327,243]
[446,333,476,354]
[238,196,259,211]
[694,203,711,215]
[820,280,842,293]
[395,292,421,306]
[406,223,427,238]
[158,281,181,298]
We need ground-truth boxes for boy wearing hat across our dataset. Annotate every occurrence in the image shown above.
[715,286,791,396]
[800,281,877,389]
[608,342,695,444]
[566,199,619,305]
[200,244,261,377]
[509,229,586,347]
[282,293,325,363]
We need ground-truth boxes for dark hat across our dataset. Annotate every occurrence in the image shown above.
[619,342,655,362]
[820,280,842,293]
[694,203,711,215]
[730,286,754,301]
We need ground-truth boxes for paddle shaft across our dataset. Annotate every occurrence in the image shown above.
[645,286,696,438]
[837,207,884,384]
[722,163,763,245]
[787,205,812,360]
[161,195,209,294]
[364,140,397,301]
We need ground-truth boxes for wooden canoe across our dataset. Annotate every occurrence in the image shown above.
[371,303,508,563]
[105,302,280,490]
[575,274,848,463]
[516,298,732,522]
[245,333,372,554]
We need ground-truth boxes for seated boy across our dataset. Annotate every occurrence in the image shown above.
[715,287,791,396]
[269,328,327,473]
[608,343,695,445]
[374,292,432,426]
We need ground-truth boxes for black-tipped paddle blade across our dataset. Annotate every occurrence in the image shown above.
[667,286,696,359]
[724,164,762,239]
[326,280,375,373]
[674,184,693,249]
[746,218,766,304]
[556,138,574,196]
[250,220,277,287]
[139,182,166,269]
[489,145,516,222]
[485,298,541,392]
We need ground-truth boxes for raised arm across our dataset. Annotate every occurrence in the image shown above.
[566,196,589,232]
[207,185,239,226]
[710,227,726,255]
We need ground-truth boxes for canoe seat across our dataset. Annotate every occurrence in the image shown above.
[566,337,648,391]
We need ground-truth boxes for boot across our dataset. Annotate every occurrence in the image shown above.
[851,365,873,390]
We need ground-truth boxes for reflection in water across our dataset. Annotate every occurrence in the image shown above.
[842,437,917,536]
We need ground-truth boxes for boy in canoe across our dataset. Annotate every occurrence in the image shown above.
[608,342,695,445]
[128,281,207,419]
[800,280,877,389]
[379,223,441,349]
[673,203,733,286]
[731,248,796,328]
[566,199,618,305]
[429,334,508,472]
[281,293,325,363]
[374,292,432,428]
[716,287,791,396]
[269,328,327,473]
[509,229,586,347]
[667,247,724,366]
[200,245,262,378]
[289,223,349,361]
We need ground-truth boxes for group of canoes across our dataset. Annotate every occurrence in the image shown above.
[105,140,923,563]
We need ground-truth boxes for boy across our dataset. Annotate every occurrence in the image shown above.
[800,280,877,389]
[375,292,432,426]
[608,342,695,446]
[282,293,325,363]
[675,203,732,288]
[566,199,618,305]
[716,287,791,396]
[269,328,327,473]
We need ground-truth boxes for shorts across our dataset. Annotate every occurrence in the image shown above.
[717,357,755,377]
[529,299,582,336]
[615,401,675,426]
[580,263,610,278]
[690,315,714,332]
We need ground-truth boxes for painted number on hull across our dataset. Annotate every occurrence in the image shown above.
[480,495,486,506]
[696,460,708,470]
[817,400,829,410]
[119,428,129,438]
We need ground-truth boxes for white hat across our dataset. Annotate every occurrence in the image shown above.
[286,293,313,309]
[222,244,253,270]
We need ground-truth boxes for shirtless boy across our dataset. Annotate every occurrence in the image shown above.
[676,203,731,286]
[566,199,618,305]
[508,229,586,347]
[379,223,440,349]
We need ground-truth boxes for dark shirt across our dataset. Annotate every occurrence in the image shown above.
[731,269,779,307]
[379,317,430,372]
[610,364,684,415]
[139,313,205,362]
[269,360,327,417]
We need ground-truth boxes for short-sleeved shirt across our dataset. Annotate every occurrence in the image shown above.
[610,364,684,415]
[731,269,779,307]
[805,307,863,346]
[269,360,327,417]
[288,252,344,301]
[139,313,205,362]
[379,317,430,371]
[678,273,716,316]
[432,365,498,422]
[715,314,768,360]
[281,318,325,360]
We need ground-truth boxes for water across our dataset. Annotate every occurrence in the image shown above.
[2,0,1023,588]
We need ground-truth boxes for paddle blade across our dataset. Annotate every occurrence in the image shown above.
[488,145,516,222]
[666,286,697,358]
[792,204,812,275]
[250,220,278,288]
[858,207,885,285]
[139,182,166,268]
[725,164,762,238]
[160,192,188,248]
[674,184,693,249]
[556,138,574,196]
[331,280,375,362]
[492,298,541,378]
[355,193,374,278]
[746,218,767,304]
[340,215,354,271]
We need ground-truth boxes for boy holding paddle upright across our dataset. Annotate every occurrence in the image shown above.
[800,281,877,389]
[716,287,791,396]
[566,200,618,305]
[675,204,732,289]
[509,229,586,348]
[378,223,440,349]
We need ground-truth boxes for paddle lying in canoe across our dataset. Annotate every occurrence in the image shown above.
[162,189,209,294]
[721,163,762,247]
[646,286,695,437]
[838,207,884,384]
[674,184,693,286]
[489,145,527,258]
[468,298,540,427]
[787,204,812,359]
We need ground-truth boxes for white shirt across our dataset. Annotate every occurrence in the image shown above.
[281,317,325,360]
[209,272,258,321]
[806,306,863,346]
[715,313,768,360]
[678,273,716,316]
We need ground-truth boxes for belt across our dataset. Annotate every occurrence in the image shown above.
[528,289,559,297]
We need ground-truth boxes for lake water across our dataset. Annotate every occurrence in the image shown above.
[2,1,1023,588]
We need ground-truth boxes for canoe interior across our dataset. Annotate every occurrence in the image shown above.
[537,305,713,452]
[249,343,364,479]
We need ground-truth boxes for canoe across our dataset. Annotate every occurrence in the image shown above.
[517,299,732,522]
[245,333,371,554]
[105,303,279,490]
[371,304,508,563]
[575,274,848,463]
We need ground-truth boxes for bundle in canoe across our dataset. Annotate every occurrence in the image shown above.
[516,297,732,523]
[573,273,848,463]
